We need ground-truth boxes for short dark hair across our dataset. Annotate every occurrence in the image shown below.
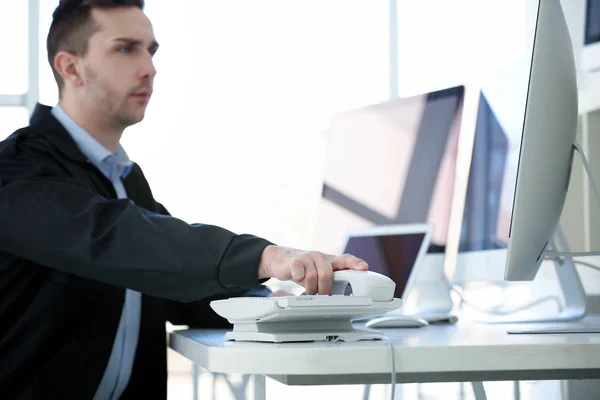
[47,0,145,93]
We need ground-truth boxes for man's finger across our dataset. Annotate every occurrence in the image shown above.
[314,253,333,295]
[289,258,306,282]
[331,254,369,271]
[302,262,318,295]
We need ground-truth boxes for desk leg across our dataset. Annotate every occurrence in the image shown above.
[192,363,199,400]
[362,384,371,400]
[471,382,487,400]
[253,374,266,400]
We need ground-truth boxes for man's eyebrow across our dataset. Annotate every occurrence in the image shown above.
[113,37,160,50]
[113,37,142,45]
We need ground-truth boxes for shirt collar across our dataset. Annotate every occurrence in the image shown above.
[50,104,133,181]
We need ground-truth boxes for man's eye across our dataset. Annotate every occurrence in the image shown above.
[119,46,133,53]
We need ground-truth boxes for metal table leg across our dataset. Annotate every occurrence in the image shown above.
[192,363,199,400]
[253,374,266,400]
[472,382,487,400]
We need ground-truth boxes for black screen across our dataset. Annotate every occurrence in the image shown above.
[459,93,509,252]
[343,233,426,298]
[586,0,600,45]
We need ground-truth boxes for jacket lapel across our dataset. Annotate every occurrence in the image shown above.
[122,164,159,212]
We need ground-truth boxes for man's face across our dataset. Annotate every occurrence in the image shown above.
[77,7,158,128]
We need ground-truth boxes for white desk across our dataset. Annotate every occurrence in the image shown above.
[169,318,600,399]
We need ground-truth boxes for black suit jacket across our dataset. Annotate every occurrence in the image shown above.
[0,104,273,399]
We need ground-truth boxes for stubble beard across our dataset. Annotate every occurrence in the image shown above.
[83,65,145,131]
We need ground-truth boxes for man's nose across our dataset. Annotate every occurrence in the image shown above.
[139,57,157,81]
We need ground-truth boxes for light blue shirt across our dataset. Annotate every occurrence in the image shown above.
[51,105,141,400]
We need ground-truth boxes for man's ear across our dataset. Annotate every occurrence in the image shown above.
[54,51,83,88]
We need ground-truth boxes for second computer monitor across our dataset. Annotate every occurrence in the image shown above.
[314,86,465,258]
[451,91,515,282]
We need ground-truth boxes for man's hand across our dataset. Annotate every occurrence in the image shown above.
[258,245,369,295]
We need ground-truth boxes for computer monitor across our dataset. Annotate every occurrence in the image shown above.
[314,86,464,258]
[451,92,513,283]
[505,0,579,281]
[460,93,509,256]
[340,224,432,303]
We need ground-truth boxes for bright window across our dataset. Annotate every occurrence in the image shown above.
[396,0,528,97]
[0,3,28,94]
[0,107,29,140]
[39,0,59,106]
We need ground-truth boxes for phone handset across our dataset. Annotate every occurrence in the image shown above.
[331,270,395,302]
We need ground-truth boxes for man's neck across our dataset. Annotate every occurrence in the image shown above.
[58,98,122,153]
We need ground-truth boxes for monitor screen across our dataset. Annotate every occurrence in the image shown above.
[459,93,511,252]
[585,0,600,45]
[313,86,464,256]
[342,232,427,298]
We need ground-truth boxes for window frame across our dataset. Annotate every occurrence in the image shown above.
[0,0,39,116]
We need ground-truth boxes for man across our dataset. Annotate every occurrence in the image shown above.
[0,1,369,398]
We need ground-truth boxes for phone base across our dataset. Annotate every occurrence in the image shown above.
[224,317,385,343]
[212,296,403,343]
[225,325,384,343]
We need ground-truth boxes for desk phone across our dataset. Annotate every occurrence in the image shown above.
[210,270,402,343]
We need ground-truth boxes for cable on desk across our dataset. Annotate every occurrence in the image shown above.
[451,285,563,315]
[573,141,600,209]
[379,336,396,400]
[574,260,600,272]
[545,251,600,257]
[546,254,600,271]
[542,143,600,259]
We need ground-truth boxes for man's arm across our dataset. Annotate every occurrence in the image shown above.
[153,200,276,327]
[0,154,271,303]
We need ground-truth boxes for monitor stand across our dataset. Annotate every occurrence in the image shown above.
[473,227,600,333]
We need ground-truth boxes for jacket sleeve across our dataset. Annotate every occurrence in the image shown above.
[0,151,273,303]
[153,200,274,327]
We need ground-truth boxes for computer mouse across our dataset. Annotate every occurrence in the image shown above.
[365,315,429,329]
